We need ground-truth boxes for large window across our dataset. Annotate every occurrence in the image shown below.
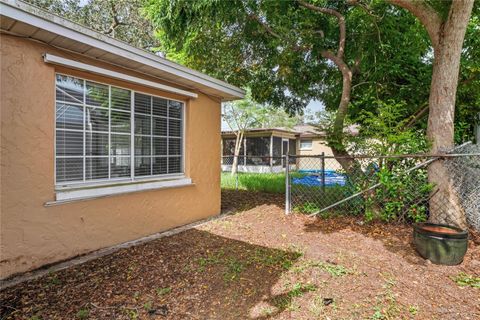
[55,74,184,185]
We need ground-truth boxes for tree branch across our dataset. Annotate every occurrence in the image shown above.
[104,1,127,35]
[387,0,442,50]
[297,0,346,59]
[247,13,281,39]
[405,103,429,128]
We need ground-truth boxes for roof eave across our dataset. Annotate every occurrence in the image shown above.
[0,0,245,100]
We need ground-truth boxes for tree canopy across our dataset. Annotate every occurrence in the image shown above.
[145,0,479,140]
[26,0,159,50]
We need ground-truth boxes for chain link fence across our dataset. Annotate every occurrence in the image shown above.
[221,144,479,230]
[285,144,480,230]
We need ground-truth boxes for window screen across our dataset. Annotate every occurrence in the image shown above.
[272,137,282,165]
[55,74,184,185]
[222,138,244,165]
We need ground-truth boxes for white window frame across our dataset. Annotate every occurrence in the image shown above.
[54,73,186,190]
[299,139,313,150]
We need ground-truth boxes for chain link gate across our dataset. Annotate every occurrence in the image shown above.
[285,143,480,230]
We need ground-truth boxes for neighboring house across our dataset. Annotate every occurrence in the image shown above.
[0,0,244,279]
[221,128,297,173]
[221,124,334,172]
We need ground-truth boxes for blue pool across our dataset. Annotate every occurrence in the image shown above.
[293,170,347,187]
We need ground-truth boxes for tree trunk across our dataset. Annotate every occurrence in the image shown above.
[426,0,473,229]
[231,131,244,175]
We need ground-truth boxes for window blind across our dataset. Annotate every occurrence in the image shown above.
[55,74,184,185]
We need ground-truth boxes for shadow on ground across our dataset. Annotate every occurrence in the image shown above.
[0,229,302,320]
[221,189,284,213]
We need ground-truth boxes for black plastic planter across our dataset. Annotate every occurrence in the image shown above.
[413,223,468,265]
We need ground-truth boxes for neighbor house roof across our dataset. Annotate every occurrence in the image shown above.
[0,0,245,101]
[221,124,359,138]
[221,125,325,138]
[221,127,299,137]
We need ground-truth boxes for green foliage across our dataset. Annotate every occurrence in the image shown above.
[26,0,159,50]
[223,89,300,132]
[272,282,317,310]
[365,167,432,223]
[291,259,353,277]
[451,272,480,288]
[223,257,245,282]
[351,100,429,156]
[76,308,89,320]
[146,0,479,141]
[156,287,172,296]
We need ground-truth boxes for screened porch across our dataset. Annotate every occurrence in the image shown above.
[221,134,296,173]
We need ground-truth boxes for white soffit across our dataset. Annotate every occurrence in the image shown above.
[44,54,198,98]
[0,0,245,100]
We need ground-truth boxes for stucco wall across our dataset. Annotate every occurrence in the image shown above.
[0,35,221,279]
[297,138,340,170]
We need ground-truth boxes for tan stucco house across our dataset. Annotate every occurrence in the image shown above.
[0,0,244,279]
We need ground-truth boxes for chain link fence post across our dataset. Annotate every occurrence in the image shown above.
[285,154,291,215]
[321,152,325,192]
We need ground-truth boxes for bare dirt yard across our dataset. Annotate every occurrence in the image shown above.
[1,190,479,319]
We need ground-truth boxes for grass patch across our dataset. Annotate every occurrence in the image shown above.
[292,259,353,277]
[451,272,480,288]
[195,248,301,283]
[272,282,317,310]
[221,172,287,193]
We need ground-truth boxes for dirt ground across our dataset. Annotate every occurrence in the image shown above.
[1,190,479,320]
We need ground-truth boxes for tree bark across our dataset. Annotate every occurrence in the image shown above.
[426,0,473,229]
[231,130,244,175]
[389,0,474,229]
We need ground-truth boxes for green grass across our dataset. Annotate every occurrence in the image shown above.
[221,171,363,215]
[221,172,287,193]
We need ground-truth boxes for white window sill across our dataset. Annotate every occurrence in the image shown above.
[45,177,193,206]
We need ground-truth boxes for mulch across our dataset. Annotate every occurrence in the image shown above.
[1,190,479,319]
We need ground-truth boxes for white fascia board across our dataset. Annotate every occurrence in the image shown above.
[0,0,245,99]
[44,54,198,98]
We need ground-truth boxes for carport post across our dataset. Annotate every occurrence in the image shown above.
[285,154,291,215]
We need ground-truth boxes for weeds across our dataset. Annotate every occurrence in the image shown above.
[156,287,172,296]
[76,308,89,320]
[195,248,301,283]
[408,305,418,317]
[249,248,301,270]
[223,258,245,282]
[451,272,480,288]
[259,306,276,317]
[272,282,317,310]
[197,250,225,271]
[291,259,353,277]
[370,274,400,319]
[45,273,61,287]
